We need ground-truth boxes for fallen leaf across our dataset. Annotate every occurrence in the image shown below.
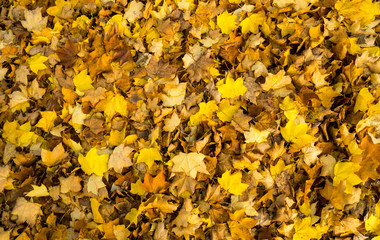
[217,75,247,99]
[261,70,292,91]
[244,126,271,144]
[59,174,82,193]
[124,0,144,23]
[218,170,248,195]
[333,161,362,194]
[316,86,340,109]
[163,112,180,132]
[26,184,50,197]
[217,11,237,35]
[27,53,48,74]
[78,148,109,176]
[35,111,57,132]
[136,148,162,169]
[141,171,169,193]
[239,11,266,34]
[73,69,93,93]
[281,120,314,148]
[0,165,11,193]
[21,8,48,31]
[354,87,374,112]
[90,198,104,223]
[87,175,106,195]
[108,144,134,173]
[11,197,42,226]
[189,100,218,126]
[335,0,380,26]
[171,152,209,179]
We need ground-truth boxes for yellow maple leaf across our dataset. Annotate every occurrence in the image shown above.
[281,120,314,148]
[217,99,240,122]
[35,111,57,132]
[41,143,68,167]
[73,69,93,93]
[365,202,380,235]
[228,208,257,240]
[104,14,131,36]
[293,217,329,240]
[270,159,286,176]
[72,15,91,29]
[171,152,209,179]
[2,121,39,147]
[31,28,53,45]
[27,53,48,74]
[277,18,296,37]
[347,139,363,155]
[90,198,104,223]
[244,126,271,144]
[162,82,187,107]
[316,86,340,108]
[348,38,362,55]
[78,148,109,176]
[217,75,247,99]
[136,148,162,169]
[309,25,324,48]
[149,195,179,214]
[261,70,292,91]
[189,100,218,126]
[218,170,248,195]
[125,208,143,226]
[335,0,380,26]
[217,11,237,35]
[26,184,49,197]
[279,96,299,120]
[333,161,362,194]
[239,11,266,34]
[108,128,125,146]
[354,87,375,113]
[46,0,71,16]
[130,179,146,195]
[104,93,129,119]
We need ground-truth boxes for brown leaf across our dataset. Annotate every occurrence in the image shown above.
[84,115,105,135]
[145,57,177,78]
[171,173,198,196]
[186,54,214,82]
[231,110,252,132]
[219,33,243,64]
[56,40,78,67]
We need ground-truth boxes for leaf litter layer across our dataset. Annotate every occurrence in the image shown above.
[0,0,380,239]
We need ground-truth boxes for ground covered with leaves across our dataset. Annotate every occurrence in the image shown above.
[0,0,380,239]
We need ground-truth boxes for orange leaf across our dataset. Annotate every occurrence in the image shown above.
[141,171,169,193]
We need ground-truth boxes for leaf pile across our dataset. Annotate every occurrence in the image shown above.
[0,0,380,239]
